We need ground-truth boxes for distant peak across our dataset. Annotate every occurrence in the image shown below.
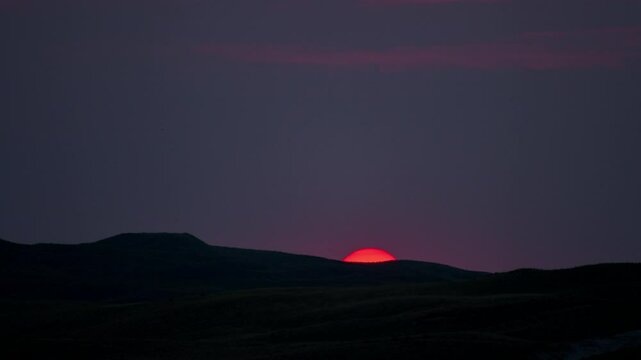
[94,233,208,249]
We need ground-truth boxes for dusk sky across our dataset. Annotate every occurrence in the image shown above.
[2,0,641,271]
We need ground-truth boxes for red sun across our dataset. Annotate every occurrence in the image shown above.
[343,248,397,263]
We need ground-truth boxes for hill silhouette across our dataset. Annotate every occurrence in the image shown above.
[2,234,641,359]
[0,233,485,301]
[2,248,640,359]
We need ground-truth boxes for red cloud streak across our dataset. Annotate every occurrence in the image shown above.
[196,27,641,71]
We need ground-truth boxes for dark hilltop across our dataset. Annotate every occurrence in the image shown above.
[2,233,641,359]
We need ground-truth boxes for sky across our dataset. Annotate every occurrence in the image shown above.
[1,0,641,271]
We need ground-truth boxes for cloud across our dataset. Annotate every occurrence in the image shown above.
[359,0,507,6]
[357,0,639,7]
[195,27,641,71]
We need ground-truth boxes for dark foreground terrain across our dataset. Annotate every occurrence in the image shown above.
[2,234,640,359]
[0,233,484,300]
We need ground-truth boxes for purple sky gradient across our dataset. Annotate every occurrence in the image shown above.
[1,0,641,271]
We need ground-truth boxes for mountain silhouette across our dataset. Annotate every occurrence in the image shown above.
[0,233,485,300]
[3,234,641,359]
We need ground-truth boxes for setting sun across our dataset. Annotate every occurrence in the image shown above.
[343,248,397,263]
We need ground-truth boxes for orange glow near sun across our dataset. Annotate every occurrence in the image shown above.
[343,248,397,263]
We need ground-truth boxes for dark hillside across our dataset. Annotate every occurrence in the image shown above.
[0,233,484,301]
[2,234,641,359]
[2,264,641,359]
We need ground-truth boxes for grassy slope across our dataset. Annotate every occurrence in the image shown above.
[2,263,641,360]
